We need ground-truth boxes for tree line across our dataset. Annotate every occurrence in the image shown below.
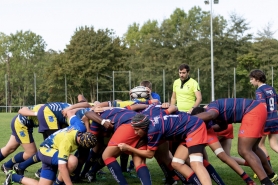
[0,6,278,110]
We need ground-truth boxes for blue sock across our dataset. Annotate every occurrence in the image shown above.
[187,172,201,185]
[18,152,41,170]
[80,149,97,176]
[203,160,226,185]
[53,178,65,185]
[104,157,128,185]
[11,173,24,183]
[0,149,6,161]
[136,164,152,185]
[5,152,24,168]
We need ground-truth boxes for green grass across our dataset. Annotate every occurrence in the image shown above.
[0,113,277,184]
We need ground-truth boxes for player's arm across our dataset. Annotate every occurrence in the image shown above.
[81,115,90,132]
[170,91,176,106]
[118,143,155,159]
[58,163,72,185]
[85,111,113,129]
[127,104,149,111]
[194,110,218,122]
[18,107,37,116]
[66,108,83,118]
[63,102,92,114]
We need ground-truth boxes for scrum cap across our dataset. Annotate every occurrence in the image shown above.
[79,132,97,148]
[131,113,150,131]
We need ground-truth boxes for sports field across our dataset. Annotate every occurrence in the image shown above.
[0,113,277,185]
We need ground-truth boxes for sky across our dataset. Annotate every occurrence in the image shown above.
[1,0,277,51]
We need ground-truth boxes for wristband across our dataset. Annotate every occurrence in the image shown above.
[165,109,170,115]
[101,119,110,125]
[34,112,38,116]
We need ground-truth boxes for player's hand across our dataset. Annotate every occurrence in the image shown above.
[94,106,104,113]
[62,108,69,117]
[145,87,151,95]
[161,102,170,108]
[103,120,114,129]
[118,143,129,152]
[187,108,193,114]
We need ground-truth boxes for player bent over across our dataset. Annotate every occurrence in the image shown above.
[195,98,278,185]
[3,113,97,185]
[118,113,212,185]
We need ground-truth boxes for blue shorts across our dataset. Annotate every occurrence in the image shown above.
[11,116,34,144]
[38,147,59,181]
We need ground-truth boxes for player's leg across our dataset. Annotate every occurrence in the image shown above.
[171,144,202,185]
[0,135,20,164]
[154,141,180,185]
[268,133,278,153]
[209,140,254,184]
[132,153,151,185]
[102,145,128,185]
[55,154,78,184]
[3,170,39,185]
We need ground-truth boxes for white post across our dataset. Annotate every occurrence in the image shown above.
[113,71,115,101]
[234,68,236,98]
[210,1,215,101]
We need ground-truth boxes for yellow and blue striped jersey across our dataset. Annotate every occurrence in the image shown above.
[18,104,43,128]
[40,126,79,162]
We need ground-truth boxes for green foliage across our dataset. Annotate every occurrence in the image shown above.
[1,7,278,105]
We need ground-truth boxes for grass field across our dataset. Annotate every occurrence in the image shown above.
[0,113,277,185]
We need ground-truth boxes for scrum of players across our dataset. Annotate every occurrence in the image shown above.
[1,70,278,185]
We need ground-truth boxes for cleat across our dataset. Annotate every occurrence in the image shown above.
[270,173,278,183]
[122,171,136,178]
[1,164,12,175]
[253,173,257,179]
[127,160,134,172]
[13,163,25,175]
[96,169,106,175]
[85,172,97,182]
[34,170,40,178]
[3,170,15,185]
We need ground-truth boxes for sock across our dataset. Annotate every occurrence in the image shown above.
[156,160,171,179]
[267,156,272,167]
[187,172,202,185]
[87,156,105,176]
[165,162,188,184]
[128,160,134,170]
[120,153,129,172]
[11,173,24,183]
[261,177,273,185]
[18,152,41,170]
[203,159,226,185]
[243,161,249,166]
[240,172,253,183]
[80,149,97,176]
[104,157,128,185]
[5,152,24,168]
[268,172,275,179]
[173,169,189,183]
[71,161,83,180]
[136,164,152,185]
[0,149,6,161]
[53,178,65,185]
